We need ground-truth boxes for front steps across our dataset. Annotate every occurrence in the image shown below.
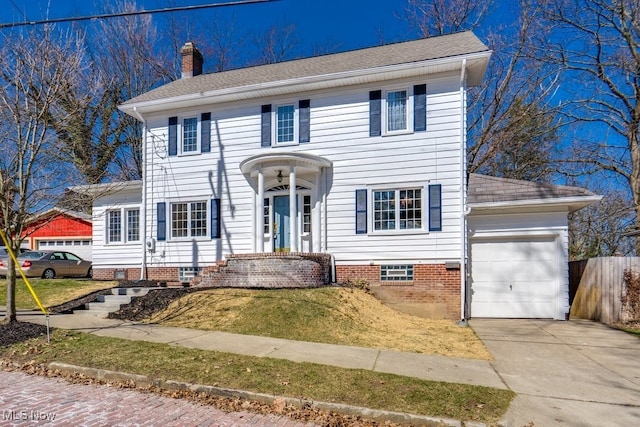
[74,287,156,317]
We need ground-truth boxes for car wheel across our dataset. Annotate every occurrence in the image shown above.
[42,268,56,279]
[86,267,93,278]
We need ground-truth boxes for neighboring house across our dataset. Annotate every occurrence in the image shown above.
[76,31,599,320]
[22,208,93,260]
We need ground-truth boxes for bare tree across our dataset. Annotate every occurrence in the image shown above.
[543,0,640,252]
[403,1,562,182]
[0,27,82,322]
[404,0,492,36]
[250,21,300,65]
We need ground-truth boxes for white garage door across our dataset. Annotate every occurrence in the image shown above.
[37,240,92,261]
[471,237,558,318]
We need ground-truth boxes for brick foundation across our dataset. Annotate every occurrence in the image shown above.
[336,263,462,319]
[94,267,179,282]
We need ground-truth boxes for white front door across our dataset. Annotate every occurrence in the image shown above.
[470,237,559,318]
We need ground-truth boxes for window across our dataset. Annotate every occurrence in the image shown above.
[107,210,121,243]
[107,208,140,244]
[263,198,270,234]
[261,100,310,147]
[372,188,422,232]
[182,117,198,153]
[171,202,207,238]
[386,89,408,132]
[277,104,295,143]
[168,113,211,156]
[370,85,426,136]
[381,265,414,281]
[127,209,140,242]
[303,195,311,233]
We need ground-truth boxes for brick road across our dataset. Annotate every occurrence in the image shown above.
[0,370,318,426]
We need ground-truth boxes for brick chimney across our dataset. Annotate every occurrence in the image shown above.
[181,42,203,78]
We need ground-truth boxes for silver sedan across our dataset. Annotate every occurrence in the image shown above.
[0,250,92,279]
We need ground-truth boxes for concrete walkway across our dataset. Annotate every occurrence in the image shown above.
[12,310,505,390]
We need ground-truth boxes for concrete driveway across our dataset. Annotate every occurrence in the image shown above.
[470,319,640,427]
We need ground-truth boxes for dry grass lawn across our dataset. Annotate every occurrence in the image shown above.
[148,287,492,360]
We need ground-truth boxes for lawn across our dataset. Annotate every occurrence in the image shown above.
[1,281,514,425]
[0,331,514,425]
[0,278,116,310]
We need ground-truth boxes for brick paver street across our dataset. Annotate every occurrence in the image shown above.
[0,370,317,426]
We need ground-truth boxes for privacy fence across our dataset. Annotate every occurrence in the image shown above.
[569,257,640,324]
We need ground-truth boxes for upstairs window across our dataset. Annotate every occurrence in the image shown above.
[277,104,295,143]
[182,117,199,153]
[386,90,408,133]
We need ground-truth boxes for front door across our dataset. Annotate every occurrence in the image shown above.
[273,195,290,252]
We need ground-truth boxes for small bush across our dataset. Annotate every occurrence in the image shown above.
[622,269,640,321]
[338,278,371,294]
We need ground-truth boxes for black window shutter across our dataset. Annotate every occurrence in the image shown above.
[355,189,368,234]
[299,99,310,143]
[414,84,427,132]
[429,184,442,232]
[157,202,167,241]
[261,104,272,147]
[369,90,381,137]
[211,198,221,239]
[168,117,178,156]
[201,112,211,153]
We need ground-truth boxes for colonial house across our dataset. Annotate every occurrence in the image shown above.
[76,31,599,320]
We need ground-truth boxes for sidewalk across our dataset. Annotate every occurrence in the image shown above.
[12,309,506,390]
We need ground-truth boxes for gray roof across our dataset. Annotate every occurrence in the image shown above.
[123,31,489,106]
[468,173,598,205]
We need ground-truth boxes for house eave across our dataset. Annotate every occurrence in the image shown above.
[468,195,603,215]
[69,181,143,197]
[119,52,491,117]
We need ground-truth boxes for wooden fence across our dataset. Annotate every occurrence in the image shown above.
[569,257,640,324]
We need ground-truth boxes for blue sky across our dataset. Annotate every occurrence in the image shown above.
[1,0,417,53]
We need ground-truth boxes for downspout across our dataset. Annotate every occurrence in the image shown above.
[459,59,468,323]
[133,107,148,281]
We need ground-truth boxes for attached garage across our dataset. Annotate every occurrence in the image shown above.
[466,174,601,320]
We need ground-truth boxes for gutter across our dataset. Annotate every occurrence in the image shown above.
[132,106,148,281]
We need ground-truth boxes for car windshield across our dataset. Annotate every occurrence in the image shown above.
[19,251,47,259]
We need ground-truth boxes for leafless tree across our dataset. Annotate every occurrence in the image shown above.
[0,27,83,322]
[404,0,562,182]
[250,21,300,65]
[542,0,640,252]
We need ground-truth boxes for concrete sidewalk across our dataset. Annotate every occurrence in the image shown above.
[12,310,506,390]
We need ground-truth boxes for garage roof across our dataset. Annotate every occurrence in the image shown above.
[468,173,601,213]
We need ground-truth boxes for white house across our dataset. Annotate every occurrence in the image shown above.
[79,31,599,320]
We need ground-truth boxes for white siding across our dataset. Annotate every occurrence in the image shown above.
[92,187,143,268]
[95,75,467,269]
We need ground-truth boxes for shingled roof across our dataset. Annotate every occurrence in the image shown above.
[468,173,599,206]
[121,31,489,108]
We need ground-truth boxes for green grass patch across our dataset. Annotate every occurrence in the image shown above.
[0,331,514,424]
[0,279,115,309]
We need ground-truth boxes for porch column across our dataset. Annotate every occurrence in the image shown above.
[312,172,321,253]
[256,169,265,253]
[289,166,297,252]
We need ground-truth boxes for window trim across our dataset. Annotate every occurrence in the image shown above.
[364,183,428,235]
[170,200,209,240]
[273,102,299,146]
[179,114,201,155]
[382,86,413,136]
[106,207,141,244]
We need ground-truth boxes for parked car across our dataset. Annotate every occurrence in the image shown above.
[0,247,30,257]
[0,250,92,279]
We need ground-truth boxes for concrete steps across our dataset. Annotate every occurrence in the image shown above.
[74,287,156,318]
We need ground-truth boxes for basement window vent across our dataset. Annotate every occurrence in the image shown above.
[178,267,202,283]
[380,265,414,281]
[114,270,126,280]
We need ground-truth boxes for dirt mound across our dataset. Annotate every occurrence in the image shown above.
[108,288,193,321]
[0,321,49,347]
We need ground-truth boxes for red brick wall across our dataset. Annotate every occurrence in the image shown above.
[336,263,462,319]
[94,267,179,282]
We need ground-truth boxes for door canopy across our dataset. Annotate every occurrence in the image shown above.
[240,152,332,182]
